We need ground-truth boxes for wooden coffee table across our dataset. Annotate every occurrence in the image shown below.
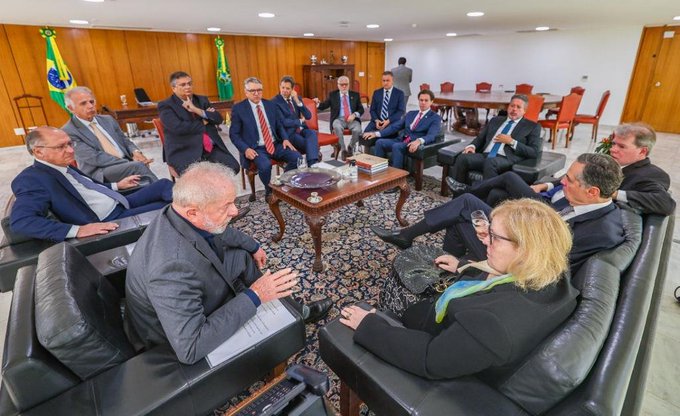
[268,167,410,272]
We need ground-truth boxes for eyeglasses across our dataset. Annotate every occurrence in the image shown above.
[34,141,76,151]
[488,226,514,245]
[246,88,263,94]
[337,83,349,86]
[175,81,193,87]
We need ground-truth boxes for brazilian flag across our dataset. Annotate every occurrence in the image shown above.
[215,37,233,100]
[40,27,77,112]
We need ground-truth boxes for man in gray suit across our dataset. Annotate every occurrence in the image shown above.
[391,57,413,104]
[63,86,157,183]
[125,162,332,364]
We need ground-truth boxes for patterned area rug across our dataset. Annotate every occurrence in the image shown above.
[215,175,447,414]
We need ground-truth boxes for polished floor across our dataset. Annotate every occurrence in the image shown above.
[0,114,678,415]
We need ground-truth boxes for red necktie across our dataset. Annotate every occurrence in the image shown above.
[342,94,351,121]
[288,99,296,115]
[256,104,275,155]
[404,112,424,143]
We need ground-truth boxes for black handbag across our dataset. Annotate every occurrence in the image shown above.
[393,245,458,295]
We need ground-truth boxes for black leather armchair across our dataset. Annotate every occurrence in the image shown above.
[437,140,566,196]
[319,211,672,415]
[0,243,305,415]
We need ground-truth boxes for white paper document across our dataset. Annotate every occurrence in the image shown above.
[206,299,297,368]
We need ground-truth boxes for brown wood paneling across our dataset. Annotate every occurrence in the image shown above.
[640,27,680,132]
[621,26,664,122]
[0,26,24,146]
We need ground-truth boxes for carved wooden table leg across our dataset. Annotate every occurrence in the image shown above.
[356,200,364,207]
[268,195,286,242]
[305,214,326,272]
[395,181,410,226]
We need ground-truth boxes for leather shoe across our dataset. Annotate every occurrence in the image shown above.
[232,205,250,223]
[445,177,470,198]
[304,297,333,324]
[370,226,412,249]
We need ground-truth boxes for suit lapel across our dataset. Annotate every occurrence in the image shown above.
[567,203,615,226]
[71,116,102,149]
[34,161,91,208]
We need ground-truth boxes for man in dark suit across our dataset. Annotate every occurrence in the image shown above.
[10,127,173,242]
[229,77,300,199]
[271,76,318,166]
[362,71,406,140]
[448,94,541,187]
[158,71,240,175]
[314,75,364,159]
[62,86,157,183]
[391,57,413,104]
[372,153,625,275]
[125,162,332,365]
[363,89,441,170]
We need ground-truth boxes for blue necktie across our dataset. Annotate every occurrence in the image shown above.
[487,120,514,158]
[380,90,390,120]
[67,166,130,209]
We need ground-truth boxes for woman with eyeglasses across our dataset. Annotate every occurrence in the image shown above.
[339,199,578,379]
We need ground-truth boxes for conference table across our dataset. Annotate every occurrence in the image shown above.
[434,91,562,136]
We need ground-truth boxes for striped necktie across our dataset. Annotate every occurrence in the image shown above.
[487,120,514,158]
[380,89,390,120]
[256,104,275,154]
[66,166,130,209]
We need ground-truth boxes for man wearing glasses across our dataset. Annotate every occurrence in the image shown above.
[313,75,364,160]
[229,77,300,200]
[10,126,173,242]
[158,71,240,175]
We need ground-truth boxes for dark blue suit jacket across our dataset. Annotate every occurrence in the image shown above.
[366,87,406,132]
[271,94,312,138]
[229,99,289,155]
[379,109,442,144]
[566,203,624,274]
[10,162,116,242]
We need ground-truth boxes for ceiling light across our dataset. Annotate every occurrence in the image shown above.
[366,24,380,29]
[303,33,314,37]
[258,12,275,18]
[69,19,89,25]
[535,26,550,31]
[466,12,484,17]
[384,38,393,42]
[446,33,457,37]
[674,16,680,21]
[207,27,221,32]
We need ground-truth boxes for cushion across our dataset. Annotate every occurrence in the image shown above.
[34,243,135,380]
[496,258,621,414]
[594,207,642,272]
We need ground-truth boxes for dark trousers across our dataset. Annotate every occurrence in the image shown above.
[423,194,491,260]
[469,171,543,206]
[251,145,300,194]
[452,153,514,183]
[289,129,319,165]
[105,178,174,221]
[203,145,240,174]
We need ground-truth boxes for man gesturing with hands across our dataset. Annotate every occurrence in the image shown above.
[126,162,331,365]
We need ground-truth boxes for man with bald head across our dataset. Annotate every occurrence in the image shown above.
[126,162,332,365]
[10,126,173,242]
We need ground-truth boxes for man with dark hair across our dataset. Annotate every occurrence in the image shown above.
[63,86,157,183]
[363,89,441,171]
[446,94,541,191]
[391,57,413,104]
[271,76,319,166]
[363,71,406,140]
[158,71,240,175]
[372,153,625,274]
[11,126,173,242]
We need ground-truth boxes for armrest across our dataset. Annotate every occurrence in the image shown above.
[437,141,470,165]
[409,138,462,160]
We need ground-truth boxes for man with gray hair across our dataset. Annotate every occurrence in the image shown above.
[314,75,364,159]
[126,162,331,365]
[62,86,157,183]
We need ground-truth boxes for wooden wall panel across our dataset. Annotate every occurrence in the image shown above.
[0,23,385,147]
[621,26,664,122]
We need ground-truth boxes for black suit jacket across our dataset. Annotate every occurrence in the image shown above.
[317,90,364,129]
[158,94,225,173]
[620,158,675,215]
[354,278,578,379]
[469,116,541,164]
[567,202,625,274]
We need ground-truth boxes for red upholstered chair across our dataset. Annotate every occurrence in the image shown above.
[547,86,585,118]
[573,90,611,141]
[303,97,341,160]
[353,79,370,106]
[293,83,302,96]
[538,93,582,149]
[419,83,430,91]
[524,94,545,123]
[438,82,454,122]
[515,84,534,95]
[152,118,179,181]
[475,82,493,121]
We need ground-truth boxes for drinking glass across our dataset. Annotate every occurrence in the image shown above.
[297,157,307,171]
[471,210,489,241]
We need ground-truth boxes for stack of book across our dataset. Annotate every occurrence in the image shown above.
[349,154,389,174]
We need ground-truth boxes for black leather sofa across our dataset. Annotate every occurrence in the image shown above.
[319,211,673,415]
[437,140,566,196]
[0,243,305,416]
